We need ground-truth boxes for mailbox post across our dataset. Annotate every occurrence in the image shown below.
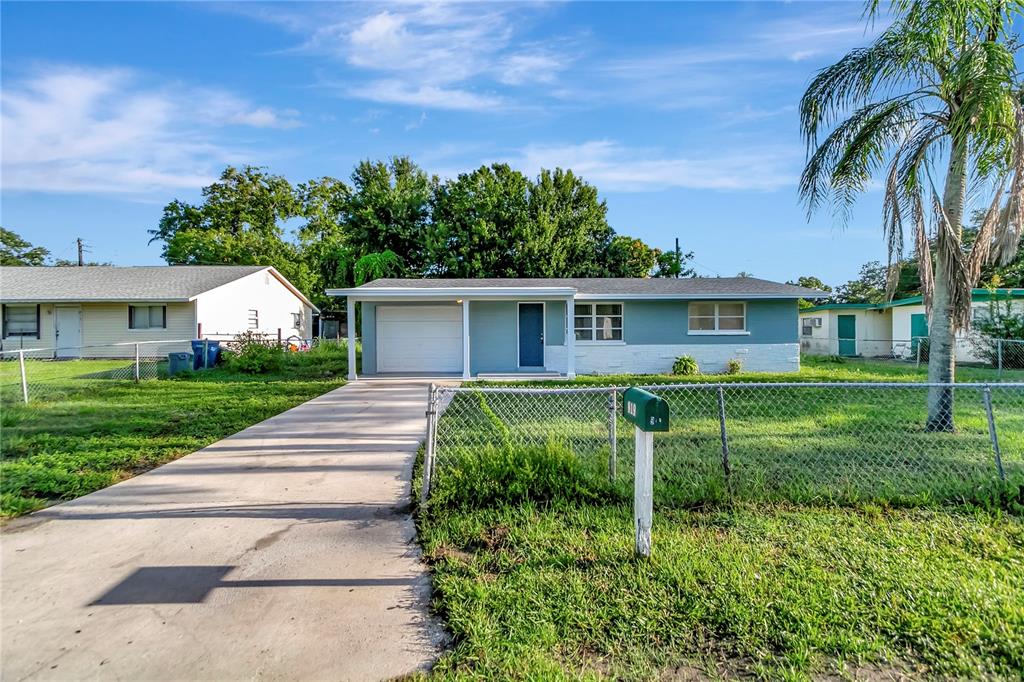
[622,387,669,557]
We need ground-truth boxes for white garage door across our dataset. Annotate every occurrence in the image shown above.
[376,305,463,373]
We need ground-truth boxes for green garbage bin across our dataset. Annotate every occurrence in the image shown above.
[168,352,194,376]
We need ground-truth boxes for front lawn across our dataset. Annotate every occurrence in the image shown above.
[419,501,1024,680]
[0,354,346,517]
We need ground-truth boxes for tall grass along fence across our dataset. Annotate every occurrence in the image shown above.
[422,382,1024,509]
[0,340,191,404]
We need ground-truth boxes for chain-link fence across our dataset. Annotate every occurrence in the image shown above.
[0,340,192,404]
[801,336,1024,375]
[423,382,1024,507]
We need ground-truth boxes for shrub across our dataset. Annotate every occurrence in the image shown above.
[969,294,1024,368]
[428,442,611,511]
[672,355,699,375]
[726,358,742,375]
[228,343,284,374]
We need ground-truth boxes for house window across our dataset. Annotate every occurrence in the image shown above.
[688,302,747,334]
[802,319,814,336]
[971,306,990,325]
[574,303,623,341]
[2,304,40,338]
[128,305,166,330]
[292,312,302,330]
[248,309,259,329]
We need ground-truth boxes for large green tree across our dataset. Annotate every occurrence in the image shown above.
[1,228,49,266]
[800,0,1023,430]
[150,166,311,293]
[297,176,353,309]
[429,164,534,277]
[345,157,435,275]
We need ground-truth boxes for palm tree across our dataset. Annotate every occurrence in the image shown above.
[800,0,1023,430]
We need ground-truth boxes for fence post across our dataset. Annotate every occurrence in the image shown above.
[716,386,731,483]
[277,328,282,347]
[634,427,654,558]
[607,387,617,481]
[134,343,140,382]
[18,350,28,404]
[915,340,921,368]
[997,340,1003,380]
[982,386,1006,481]
[421,384,437,505]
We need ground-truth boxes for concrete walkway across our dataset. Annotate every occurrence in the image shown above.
[1,381,447,681]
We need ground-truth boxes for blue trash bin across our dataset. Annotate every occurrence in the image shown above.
[190,340,205,369]
[205,340,221,368]
[168,352,193,376]
[191,340,222,369]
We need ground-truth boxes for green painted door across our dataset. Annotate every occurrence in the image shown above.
[837,314,856,356]
[910,313,928,354]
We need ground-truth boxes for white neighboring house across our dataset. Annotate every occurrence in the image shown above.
[799,288,1024,362]
[0,266,317,358]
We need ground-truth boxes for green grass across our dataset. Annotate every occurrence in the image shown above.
[418,500,1024,680]
[418,355,1024,679]
[0,349,347,517]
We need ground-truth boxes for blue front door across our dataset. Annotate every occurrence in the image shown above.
[518,303,544,367]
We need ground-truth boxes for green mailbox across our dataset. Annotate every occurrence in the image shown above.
[622,387,669,432]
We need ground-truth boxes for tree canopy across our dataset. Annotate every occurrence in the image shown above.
[1,228,50,266]
[150,159,692,309]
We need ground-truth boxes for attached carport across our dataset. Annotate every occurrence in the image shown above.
[326,283,577,380]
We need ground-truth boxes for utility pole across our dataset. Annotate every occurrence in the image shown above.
[674,237,681,279]
[77,238,84,267]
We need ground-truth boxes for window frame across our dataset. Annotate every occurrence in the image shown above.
[128,305,167,331]
[247,309,260,330]
[573,302,624,344]
[2,304,40,339]
[687,301,749,336]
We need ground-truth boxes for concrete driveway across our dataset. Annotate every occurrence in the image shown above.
[1,380,447,681]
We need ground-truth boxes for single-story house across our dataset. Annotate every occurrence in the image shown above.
[798,288,1024,362]
[328,277,823,380]
[0,265,317,358]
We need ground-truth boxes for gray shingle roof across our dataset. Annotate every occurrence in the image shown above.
[0,265,271,303]
[355,277,826,298]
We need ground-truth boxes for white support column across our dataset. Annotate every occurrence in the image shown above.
[347,297,357,381]
[565,295,576,379]
[462,299,471,380]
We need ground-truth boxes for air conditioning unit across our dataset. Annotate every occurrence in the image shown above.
[812,317,823,328]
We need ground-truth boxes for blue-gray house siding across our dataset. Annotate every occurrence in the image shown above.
[359,298,799,375]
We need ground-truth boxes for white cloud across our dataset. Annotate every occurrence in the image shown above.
[348,80,504,112]
[1,65,300,194]
[227,2,571,111]
[501,140,800,192]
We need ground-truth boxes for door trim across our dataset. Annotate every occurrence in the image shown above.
[54,305,82,358]
[516,301,546,369]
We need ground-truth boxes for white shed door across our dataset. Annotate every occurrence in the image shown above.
[376,306,463,373]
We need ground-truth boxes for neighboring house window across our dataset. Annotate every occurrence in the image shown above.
[2,304,40,338]
[574,303,623,341]
[128,305,166,330]
[802,319,814,336]
[689,302,747,333]
[248,309,259,329]
[971,306,990,326]
[292,312,302,330]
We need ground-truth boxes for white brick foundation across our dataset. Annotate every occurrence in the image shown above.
[572,343,800,375]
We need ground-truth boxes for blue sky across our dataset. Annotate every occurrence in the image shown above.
[2,1,891,285]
